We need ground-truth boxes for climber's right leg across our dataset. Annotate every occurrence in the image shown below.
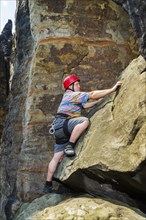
[43,151,64,193]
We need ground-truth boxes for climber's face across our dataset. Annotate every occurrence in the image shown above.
[73,81,80,91]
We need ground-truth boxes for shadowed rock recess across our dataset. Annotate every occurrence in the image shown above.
[0,20,13,137]
[0,0,146,220]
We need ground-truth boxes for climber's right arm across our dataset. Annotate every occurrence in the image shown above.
[88,81,122,100]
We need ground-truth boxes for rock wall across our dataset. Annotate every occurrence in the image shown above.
[1,0,146,219]
[0,20,13,137]
[16,0,139,203]
[0,50,7,136]
[113,0,146,59]
[0,1,34,219]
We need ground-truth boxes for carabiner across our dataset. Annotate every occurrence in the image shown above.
[49,119,56,135]
[49,126,55,134]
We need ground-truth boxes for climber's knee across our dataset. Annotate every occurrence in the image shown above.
[84,118,90,128]
[53,151,64,164]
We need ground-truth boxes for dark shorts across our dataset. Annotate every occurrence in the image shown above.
[53,116,89,153]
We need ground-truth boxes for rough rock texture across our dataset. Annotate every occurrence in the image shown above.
[0,19,13,95]
[0,50,7,137]
[0,20,13,137]
[16,0,139,203]
[14,194,146,220]
[113,0,146,59]
[0,1,34,219]
[0,0,138,211]
[56,55,146,211]
[0,0,146,220]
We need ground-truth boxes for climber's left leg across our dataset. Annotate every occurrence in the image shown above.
[64,117,90,156]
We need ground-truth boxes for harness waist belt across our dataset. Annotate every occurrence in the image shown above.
[56,113,70,118]
[56,113,81,119]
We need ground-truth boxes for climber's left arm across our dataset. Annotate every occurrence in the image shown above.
[83,98,103,109]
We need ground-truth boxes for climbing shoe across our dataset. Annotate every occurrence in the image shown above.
[64,144,75,157]
[43,181,53,193]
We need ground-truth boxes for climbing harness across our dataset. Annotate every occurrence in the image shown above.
[49,114,70,144]
[49,113,81,144]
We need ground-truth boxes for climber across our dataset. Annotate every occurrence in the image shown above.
[43,74,122,193]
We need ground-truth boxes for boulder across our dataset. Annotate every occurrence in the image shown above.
[14,194,146,220]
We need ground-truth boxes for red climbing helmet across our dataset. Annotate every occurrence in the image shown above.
[63,74,80,90]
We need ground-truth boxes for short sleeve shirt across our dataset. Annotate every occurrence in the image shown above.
[57,90,89,116]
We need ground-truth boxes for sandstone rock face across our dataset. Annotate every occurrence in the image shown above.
[0,0,145,219]
[14,0,139,204]
[56,55,146,211]
[113,0,146,59]
[14,194,146,220]
[0,20,13,137]
[0,50,7,137]
[0,1,33,219]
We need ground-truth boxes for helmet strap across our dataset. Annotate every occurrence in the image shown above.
[72,83,75,91]
[66,83,75,92]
